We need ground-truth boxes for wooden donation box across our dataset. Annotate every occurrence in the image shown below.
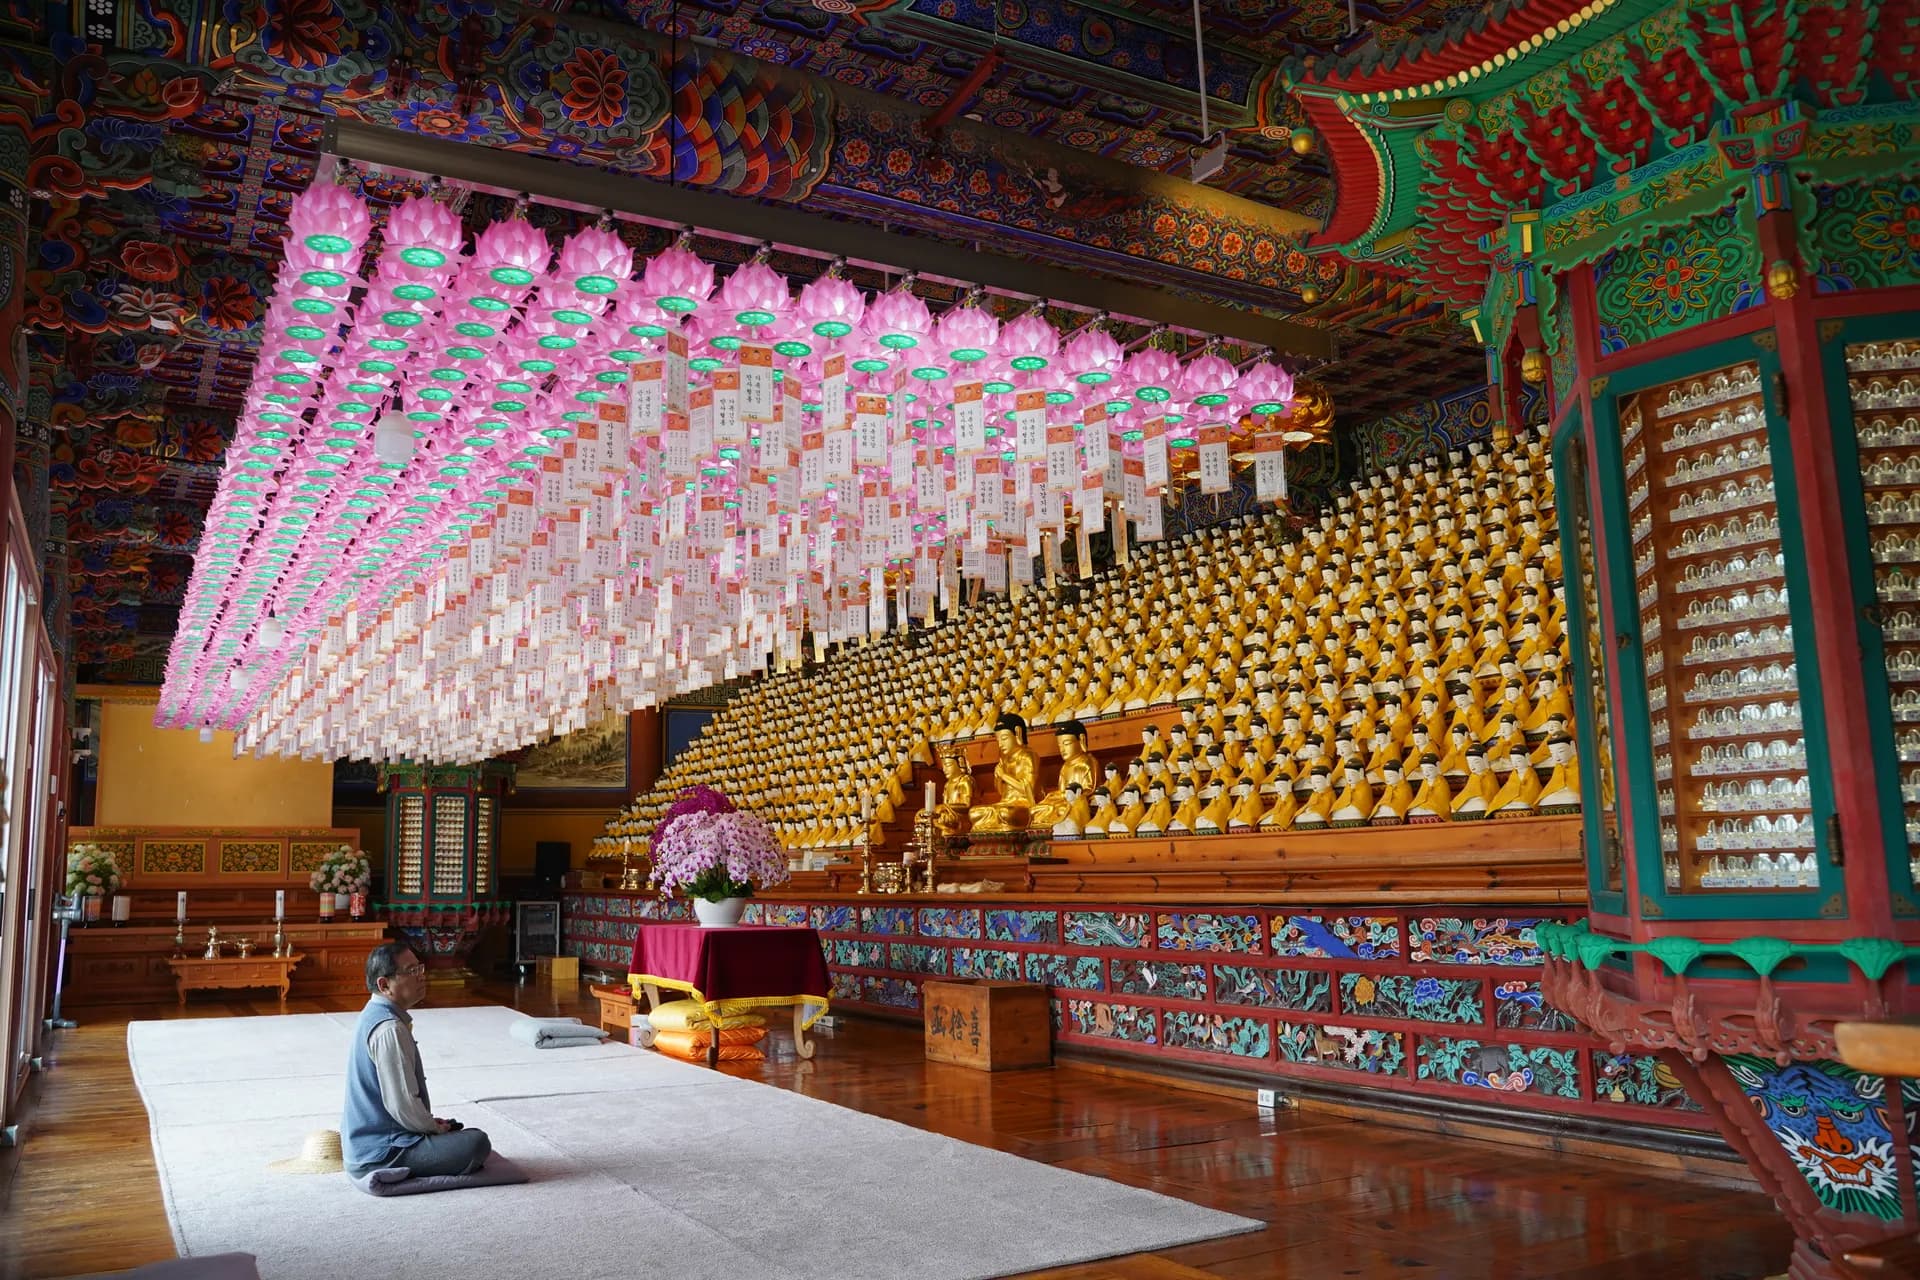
[922,979,1051,1071]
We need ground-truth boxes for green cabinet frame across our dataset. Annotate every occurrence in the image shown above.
[1570,329,1843,921]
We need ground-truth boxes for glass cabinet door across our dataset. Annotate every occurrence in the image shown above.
[1831,328,1920,904]
[1600,340,1837,917]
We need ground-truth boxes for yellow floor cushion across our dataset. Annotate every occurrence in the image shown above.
[645,998,768,1031]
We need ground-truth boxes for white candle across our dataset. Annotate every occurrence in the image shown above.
[176,891,187,921]
[925,781,935,811]
[275,889,285,920]
[861,794,871,824]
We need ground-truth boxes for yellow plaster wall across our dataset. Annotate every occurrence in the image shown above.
[96,700,334,827]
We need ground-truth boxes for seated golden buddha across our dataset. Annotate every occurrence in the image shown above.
[1029,721,1097,830]
[968,712,1039,833]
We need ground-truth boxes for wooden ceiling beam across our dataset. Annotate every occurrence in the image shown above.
[324,117,1334,359]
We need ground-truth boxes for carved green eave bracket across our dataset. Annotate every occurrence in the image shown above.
[1537,919,1920,981]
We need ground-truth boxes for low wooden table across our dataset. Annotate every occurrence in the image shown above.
[165,953,304,1005]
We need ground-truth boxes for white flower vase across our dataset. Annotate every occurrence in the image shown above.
[692,896,747,928]
[332,892,351,912]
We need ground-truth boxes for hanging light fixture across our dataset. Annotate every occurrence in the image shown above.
[374,410,416,465]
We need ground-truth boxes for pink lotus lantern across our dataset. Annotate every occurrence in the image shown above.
[797,274,866,339]
[865,288,932,354]
[717,261,790,329]
[1238,360,1295,417]
[286,183,371,263]
[382,196,465,272]
[609,291,671,350]
[998,313,1059,371]
[934,305,1000,366]
[1062,327,1123,386]
[558,226,633,301]
[468,218,551,295]
[642,245,715,316]
[1122,348,1182,406]
[1180,352,1239,410]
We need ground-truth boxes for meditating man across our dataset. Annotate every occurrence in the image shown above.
[343,943,492,1180]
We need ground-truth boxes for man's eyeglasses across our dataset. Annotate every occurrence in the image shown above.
[395,964,427,977]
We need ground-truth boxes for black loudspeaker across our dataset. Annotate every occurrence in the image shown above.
[533,842,571,893]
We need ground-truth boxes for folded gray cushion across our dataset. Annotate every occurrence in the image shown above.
[351,1154,529,1197]
[507,1016,609,1049]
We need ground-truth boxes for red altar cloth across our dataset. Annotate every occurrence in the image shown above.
[628,922,832,1018]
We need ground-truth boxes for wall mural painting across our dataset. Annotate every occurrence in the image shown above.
[1724,1055,1902,1220]
[512,713,629,790]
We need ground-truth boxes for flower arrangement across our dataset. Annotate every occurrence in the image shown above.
[648,791,788,902]
[66,844,121,899]
[309,845,371,896]
[654,784,735,847]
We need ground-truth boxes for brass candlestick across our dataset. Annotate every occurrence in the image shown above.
[913,812,942,893]
[202,925,221,960]
[271,918,288,958]
[172,919,187,958]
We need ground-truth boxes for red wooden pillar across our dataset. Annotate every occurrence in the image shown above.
[1755,180,1896,935]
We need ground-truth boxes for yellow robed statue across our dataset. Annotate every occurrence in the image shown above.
[969,712,1039,833]
[1030,721,1098,830]
[932,745,973,839]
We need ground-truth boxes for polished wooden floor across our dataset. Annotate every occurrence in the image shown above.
[0,977,1793,1280]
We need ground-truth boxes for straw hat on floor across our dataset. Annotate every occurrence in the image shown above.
[268,1129,344,1174]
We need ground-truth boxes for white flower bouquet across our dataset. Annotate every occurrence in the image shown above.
[65,843,121,899]
[309,845,371,896]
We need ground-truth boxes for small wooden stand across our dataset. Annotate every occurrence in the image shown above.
[590,982,636,1035]
[922,979,1051,1071]
[166,953,304,1006]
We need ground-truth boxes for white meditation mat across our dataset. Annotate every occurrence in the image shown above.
[127,1005,1262,1279]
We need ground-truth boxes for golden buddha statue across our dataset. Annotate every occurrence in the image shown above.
[1538,734,1580,813]
[1487,744,1540,817]
[1030,721,1098,829]
[1407,753,1452,823]
[968,713,1039,833]
[932,745,973,838]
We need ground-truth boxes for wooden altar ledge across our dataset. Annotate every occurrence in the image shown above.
[777,813,1584,904]
[65,921,387,1006]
